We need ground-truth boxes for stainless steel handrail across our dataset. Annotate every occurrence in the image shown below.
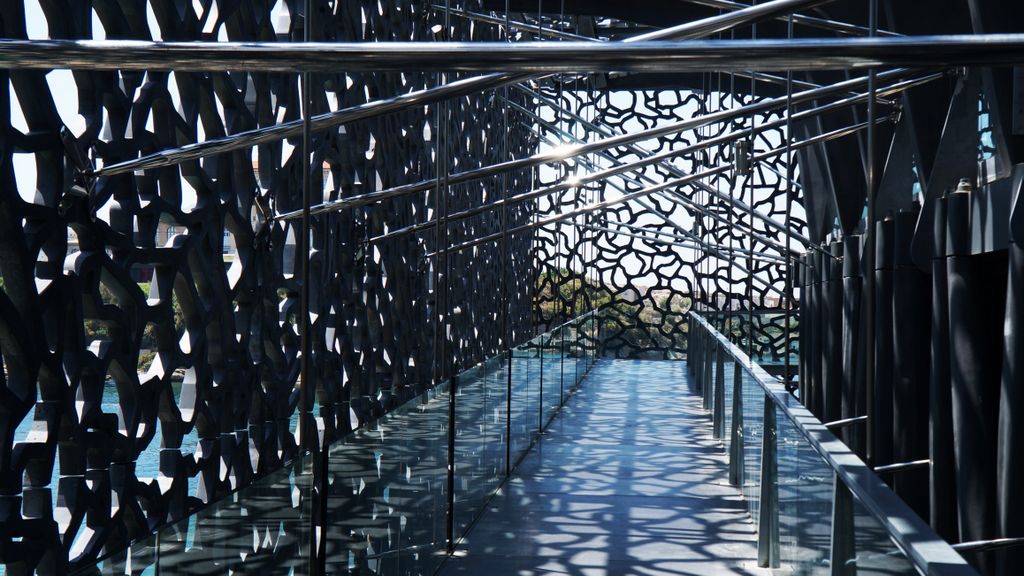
[4,35,1024,73]
[690,312,976,575]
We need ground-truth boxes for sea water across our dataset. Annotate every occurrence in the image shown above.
[12,380,300,508]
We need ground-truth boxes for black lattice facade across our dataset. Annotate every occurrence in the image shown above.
[0,2,812,574]
[0,2,541,572]
[531,85,800,359]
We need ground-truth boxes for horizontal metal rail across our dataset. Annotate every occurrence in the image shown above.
[731,70,894,104]
[582,225,785,297]
[690,313,975,575]
[874,459,930,475]
[824,415,869,429]
[91,71,529,178]
[524,129,795,279]
[522,137,790,293]
[508,86,849,263]
[584,224,787,263]
[516,129,786,276]
[678,0,900,37]
[279,68,915,221]
[703,309,796,315]
[439,6,892,104]
[507,102,798,257]
[431,5,594,41]
[3,34,1024,74]
[601,220,786,261]
[515,130,786,294]
[514,82,897,238]
[952,537,1024,554]
[528,90,847,260]
[84,0,829,178]
[759,161,804,189]
[425,116,887,261]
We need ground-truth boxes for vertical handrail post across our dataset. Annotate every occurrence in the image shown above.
[432,1,454,557]
[299,1,322,571]
[783,12,795,394]
[506,350,513,476]
[575,318,580,387]
[538,337,544,431]
[829,474,855,576]
[703,326,709,377]
[560,321,566,405]
[863,0,879,467]
[700,327,708,399]
[701,334,710,408]
[704,337,716,411]
[593,312,598,369]
[500,0,512,481]
[713,344,726,439]
[729,359,745,487]
[691,318,700,378]
[757,392,780,567]
[446,374,459,552]
[559,317,565,407]
[687,315,694,371]
[690,323,695,373]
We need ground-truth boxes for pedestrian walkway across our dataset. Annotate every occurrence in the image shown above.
[436,359,770,575]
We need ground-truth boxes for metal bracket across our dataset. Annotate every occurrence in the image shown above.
[735,140,752,176]
[58,127,96,219]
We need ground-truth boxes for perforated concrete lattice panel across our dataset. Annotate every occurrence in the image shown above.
[0,2,536,572]
[0,2,802,573]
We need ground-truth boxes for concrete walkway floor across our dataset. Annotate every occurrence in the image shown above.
[436,359,771,576]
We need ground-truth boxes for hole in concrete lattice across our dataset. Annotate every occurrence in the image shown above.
[271,0,291,35]
[223,218,245,291]
[172,274,196,356]
[138,322,160,374]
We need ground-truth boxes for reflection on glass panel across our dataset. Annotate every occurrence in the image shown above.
[703,311,799,369]
[511,345,541,461]
[721,361,734,456]
[692,314,967,576]
[742,369,765,523]
[540,328,562,428]
[80,313,600,576]
[454,357,509,537]
[978,91,996,163]
[777,410,833,575]
[850,496,917,575]
[91,454,314,575]
[324,383,449,575]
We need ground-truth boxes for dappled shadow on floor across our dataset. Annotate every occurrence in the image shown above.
[437,359,770,576]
